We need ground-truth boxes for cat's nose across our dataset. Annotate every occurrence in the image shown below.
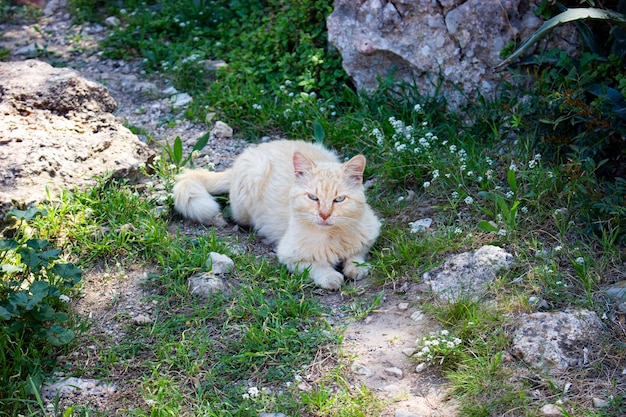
[319,211,331,220]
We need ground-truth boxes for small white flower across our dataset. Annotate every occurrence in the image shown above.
[59,295,70,303]
[521,206,528,213]
[505,190,515,199]
[497,229,507,236]
[440,330,449,336]
[464,196,474,205]
[423,181,431,188]
[451,191,459,199]
[252,103,262,110]
[248,387,259,397]
[575,257,585,265]
[413,103,423,112]
[554,245,563,252]
[431,169,440,179]
[509,162,518,172]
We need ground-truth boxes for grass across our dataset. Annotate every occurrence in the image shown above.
[1,0,625,416]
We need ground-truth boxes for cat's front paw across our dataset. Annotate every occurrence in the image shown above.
[343,261,370,281]
[313,270,344,290]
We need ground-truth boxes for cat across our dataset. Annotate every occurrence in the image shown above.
[172,139,381,290]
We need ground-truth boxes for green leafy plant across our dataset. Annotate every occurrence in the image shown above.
[157,132,210,168]
[1,207,82,414]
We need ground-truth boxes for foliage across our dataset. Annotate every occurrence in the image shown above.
[99,0,348,102]
[0,207,82,415]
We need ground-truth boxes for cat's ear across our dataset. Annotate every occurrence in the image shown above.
[343,155,366,185]
[293,151,315,180]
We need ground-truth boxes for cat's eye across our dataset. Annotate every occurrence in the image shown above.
[334,196,346,203]
[307,193,319,201]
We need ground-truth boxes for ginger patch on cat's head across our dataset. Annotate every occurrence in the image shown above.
[291,152,367,228]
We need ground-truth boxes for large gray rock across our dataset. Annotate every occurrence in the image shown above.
[0,60,153,218]
[327,0,577,107]
[422,245,513,302]
[511,309,605,372]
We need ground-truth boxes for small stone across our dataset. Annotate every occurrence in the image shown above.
[104,16,121,27]
[410,310,425,322]
[211,121,233,139]
[206,252,234,275]
[384,366,403,379]
[188,272,231,297]
[409,218,432,233]
[540,404,563,416]
[397,302,409,310]
[351,363,372,377]
[163,86,178,95]
[382,384,400,392]
[133,314,153,325]
[14,43,42,56]
[592,397,610,408]
[415,362,427,373]
[395,409,419,417]
[171,93,193,108]
[401,348,416,357]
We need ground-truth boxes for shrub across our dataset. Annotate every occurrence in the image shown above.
[0,207,82,414]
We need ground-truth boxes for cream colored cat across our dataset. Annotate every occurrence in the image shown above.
[172,139,381,289]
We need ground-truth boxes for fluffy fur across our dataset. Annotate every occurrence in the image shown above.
[172,139,381,289]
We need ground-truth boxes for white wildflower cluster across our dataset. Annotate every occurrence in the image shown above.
[415,330,462,364]
[528,153,542,169]
[371,111,438,155]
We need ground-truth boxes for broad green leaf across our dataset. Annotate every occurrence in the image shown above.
[25,239,50,250]
[173,136,184,164]
[313,120,325,144]
[8,207,46,221]
[0,306,11,320]
[496,8,626,69]
[507,169,517,194]
[477,220,499,233]
[46,325,75,346]
[30,281,50,299]
[52,263,83,285]
[33,304,55,321]
[0,239,18,251]
[192,131,210,152]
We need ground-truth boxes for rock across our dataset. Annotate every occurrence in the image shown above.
[401,347,416,357]
[397,302,409,310]
[414,362,427,373]
[592,397,610,408]
[511,309,605,372]
[206,252,235,275]
[43,0,66,16]
[0,60,153,220]
[327,0,578,108]
[384,366,403,379]
[410,310,425,322]
[422,245,513,302]
[132,314,153,325]
[601,280,626,302]
[540,404,563,416]
[395,410,419,417]
[382,384,400,392]
[351,363,372,377]
[41,377,116,400]
[188,272,232,297]
[13,42,43,56]
[409,218,432,233]
[171,92,193,108]
[104,16,121,28]
[211,121,234,139]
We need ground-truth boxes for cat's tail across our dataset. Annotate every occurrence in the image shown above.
[172,168,232,223]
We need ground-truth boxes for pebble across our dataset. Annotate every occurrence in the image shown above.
[397,302,409,310]
[132,314,153,325]
[384,366,403,379]
[395,409,419,417]
[382,384,400,392]
[206,252,235,275]
[415,363,427,373]
[351,363,372,377]
[540,404,563,416]
[171,93,193,108]
[410,310,425,322]
[592,397,610,408]
[401,347,416,357]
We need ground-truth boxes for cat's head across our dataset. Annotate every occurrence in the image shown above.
[290,151,367,228]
